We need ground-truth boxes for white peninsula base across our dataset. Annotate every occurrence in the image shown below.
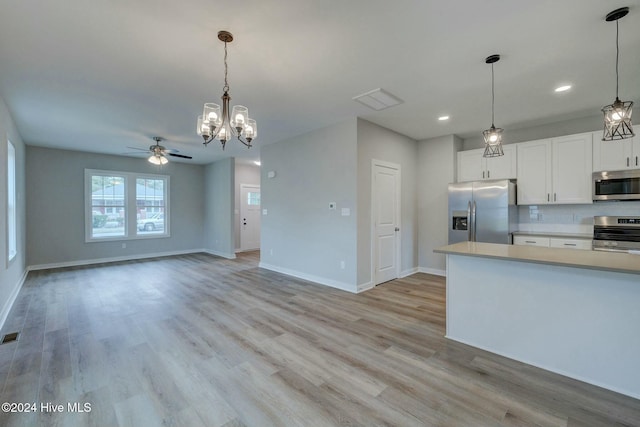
[436,242,640,400]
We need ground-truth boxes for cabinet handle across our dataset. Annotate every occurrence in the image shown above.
[636,156,638,166]
[627,157,630,167]
[563,243,577,247]
[554,193,557,202]
[525,240,536,244]
[482,171,485,179]
[487,170,490,178]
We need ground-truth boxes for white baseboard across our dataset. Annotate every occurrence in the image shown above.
[357,281,374,293]
[419,267,446,277]
[400,267,420,278]
[28,248,206,271]
[0,268,28,332]
[203,249,237,259]
[259,262,357,293]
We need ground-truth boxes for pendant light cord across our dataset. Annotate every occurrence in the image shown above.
[491,63,495,127]
[615,20,620,99]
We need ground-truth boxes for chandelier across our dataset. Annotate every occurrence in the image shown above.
[602,7,634,141]
[482,54,504,158]
[197,31,257,150]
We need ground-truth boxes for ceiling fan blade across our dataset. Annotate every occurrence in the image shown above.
[168,153,192,159]
[126,146,150,152]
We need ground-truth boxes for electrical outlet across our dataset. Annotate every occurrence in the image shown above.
[340,260,345,269]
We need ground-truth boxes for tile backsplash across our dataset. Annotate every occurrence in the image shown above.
[517,201,640,234]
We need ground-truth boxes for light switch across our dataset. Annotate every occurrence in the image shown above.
[262,209,268,215]
[341,208,350,216]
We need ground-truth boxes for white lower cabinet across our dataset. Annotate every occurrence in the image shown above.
[513,236,550,247]
[548,238,592,250]
[514,235,591,250]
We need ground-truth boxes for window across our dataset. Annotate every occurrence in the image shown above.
[247,191,261,206]
[7,140,16,262]
[85,169,169,241]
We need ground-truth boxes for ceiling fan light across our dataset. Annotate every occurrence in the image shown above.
[148,155,168,165]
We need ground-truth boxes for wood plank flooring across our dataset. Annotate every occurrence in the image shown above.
[0,252,639,426]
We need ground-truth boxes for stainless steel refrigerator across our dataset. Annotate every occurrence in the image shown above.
[448,179,517,244]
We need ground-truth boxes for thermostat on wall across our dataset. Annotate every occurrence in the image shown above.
[267,170,276,179]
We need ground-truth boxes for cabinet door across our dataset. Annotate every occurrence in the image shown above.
[513,235,550,247]
[457,149,484,182]
[592,131,632,171]
[549,238,592,250]
[486,144,517,180]
[632,136,640,169]
[516,139,552,205]
[552,133,593,204]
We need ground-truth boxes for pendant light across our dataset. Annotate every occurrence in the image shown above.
[482,54,504,157]
[197,31,257,150]
[602,7,634,141]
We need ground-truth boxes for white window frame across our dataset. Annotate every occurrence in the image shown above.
[7,139,17,263]
[85,169,170,242]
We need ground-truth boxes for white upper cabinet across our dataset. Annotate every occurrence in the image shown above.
[516,139,552,205]
[457,145,517,182]
[516,133,593,205]
[593,130,640,171]
[552,133,593,204]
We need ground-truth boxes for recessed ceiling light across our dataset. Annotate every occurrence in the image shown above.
[555,85,572,93]
[438,115,450,121]
[254,161,261,166]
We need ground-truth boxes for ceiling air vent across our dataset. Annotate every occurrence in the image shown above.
[352,88,403,111]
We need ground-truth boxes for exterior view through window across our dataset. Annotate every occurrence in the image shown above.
[86,170,169,241]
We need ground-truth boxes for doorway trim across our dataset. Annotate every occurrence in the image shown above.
[370,159,401,286]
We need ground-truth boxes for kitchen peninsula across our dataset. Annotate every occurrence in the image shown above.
[435,242,640,399]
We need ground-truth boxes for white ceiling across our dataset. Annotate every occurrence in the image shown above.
[0,0,638,165]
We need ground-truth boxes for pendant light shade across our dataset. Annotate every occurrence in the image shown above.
[602,7,634,141]
[482,54,505,158]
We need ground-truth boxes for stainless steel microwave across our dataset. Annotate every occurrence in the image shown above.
[593,170,640,201]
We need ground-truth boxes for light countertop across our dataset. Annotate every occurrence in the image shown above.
[435,242,640,275]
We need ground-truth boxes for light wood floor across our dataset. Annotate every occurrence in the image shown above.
[1,252,639,427]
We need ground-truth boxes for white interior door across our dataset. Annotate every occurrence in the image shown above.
[373,161,400,285]
[240,184,261,251]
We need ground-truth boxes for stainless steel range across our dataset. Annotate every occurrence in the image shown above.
[593,216,640,252]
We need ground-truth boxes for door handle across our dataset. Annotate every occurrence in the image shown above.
[467,201,472,242]
[471,201,477,242]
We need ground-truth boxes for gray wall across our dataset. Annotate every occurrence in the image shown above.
[418,135,462,274]
[356,118,418,287]
[234,161,261,251]
[203,158,235,258]
[26,147,205,267]
[260,119,358,291]
[0,96,27,326]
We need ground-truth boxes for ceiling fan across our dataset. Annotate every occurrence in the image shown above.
[127,137,192,165]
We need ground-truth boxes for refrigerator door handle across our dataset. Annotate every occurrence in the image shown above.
[467,201,472,242]
[471,201,477,242]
